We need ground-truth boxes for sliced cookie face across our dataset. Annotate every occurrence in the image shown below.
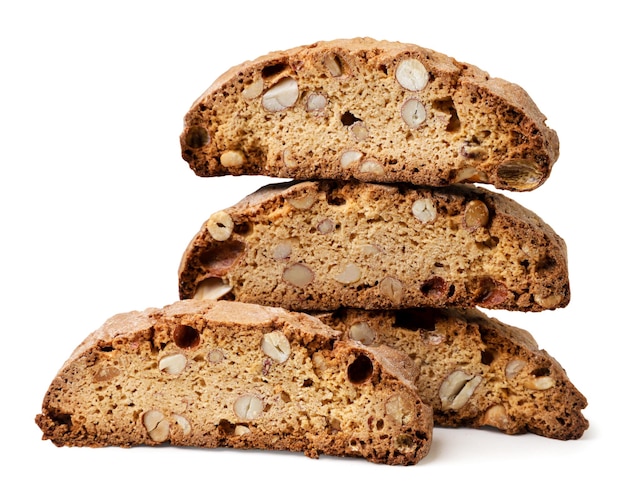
[180,38,559,191]
[318,307,588,440]
[179,181,569,312]
[35,299,432,465]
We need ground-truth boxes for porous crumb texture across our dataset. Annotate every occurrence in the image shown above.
[317,307,588,440]
[179,180,569,312]
[180,37,559,192]
[35,299,432,465]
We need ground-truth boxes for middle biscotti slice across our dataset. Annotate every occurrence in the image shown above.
[180,180,569,312]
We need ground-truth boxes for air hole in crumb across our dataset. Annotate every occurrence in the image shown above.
[99,345,114,352]
[49,410,72,427]
[302,378,313,387]
[420,277,447,298]
[184,125,209,149]
[328,418,341,432]
[261,62,288,78]
[395,434,416,449]
[536,256,557,272]
[327,192,346,206]
[432,98,461,132]
[218,419,235,435]
[393,309,442,331]
[173,325,200,349]
[280,391,291,403]
[234,222,253,236]
[481,350,495,365]
[347,354,373,384]
[480,236,499,249]
[341,111,361,126]
[531,367,551,377]
[330,308,348,323]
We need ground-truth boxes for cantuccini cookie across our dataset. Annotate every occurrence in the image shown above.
[179,180,569,312]
[316,307,588,440]
[180,38,559,191]
[35,299,433,465]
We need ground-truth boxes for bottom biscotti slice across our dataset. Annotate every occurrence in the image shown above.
[317,307,588,440]
[35,299,433,465]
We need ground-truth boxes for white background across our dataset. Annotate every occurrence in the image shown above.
[2,1,623,478]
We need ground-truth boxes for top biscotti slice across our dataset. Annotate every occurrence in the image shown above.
[180,37,559,191]
[179,180,569,312]
[35,299,432,465]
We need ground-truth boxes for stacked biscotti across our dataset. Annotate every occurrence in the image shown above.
[36,38,587,465]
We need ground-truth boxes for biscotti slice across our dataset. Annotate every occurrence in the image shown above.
[179,180,569,312]
[35,299,433,465]
[316,307,588,440]
[180,37,559,192]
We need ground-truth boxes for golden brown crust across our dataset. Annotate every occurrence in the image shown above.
[179,180,569,312]
[35,299,432,465]
[317,307,588,440]
[180,38,559,191]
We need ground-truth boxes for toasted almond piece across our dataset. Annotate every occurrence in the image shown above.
[401,99,427,128]
[159,353,187,376]
[242,78,264,99]
[193,278,233,300]
[412,198,436,223]
[396,58,429,91]
[233,394,264,420]
[282,263,314,287]
[340,150,363,169]
[261,331,291,363]
[262,77,299,112]
[206,211,234,241]
[220,150,246,168]
[334,263,362,284]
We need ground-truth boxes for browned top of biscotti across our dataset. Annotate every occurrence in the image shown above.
[179,180,569,312]
[180,37,559,191]
[36,299,432,465]
[318,307,588,440]
[62,299,336,371]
